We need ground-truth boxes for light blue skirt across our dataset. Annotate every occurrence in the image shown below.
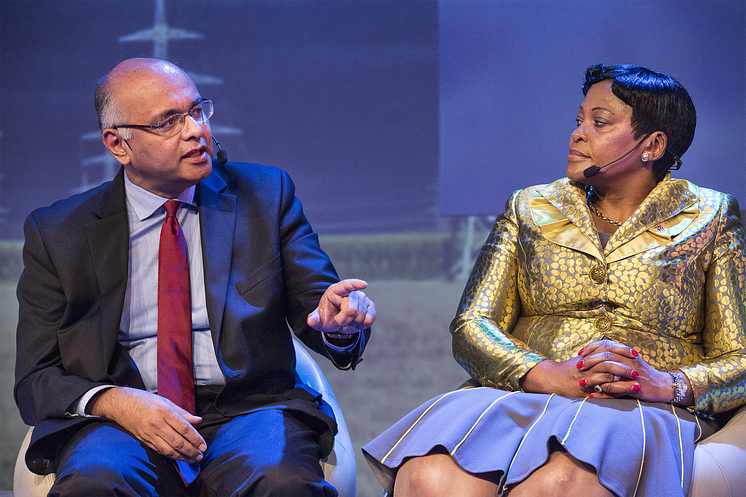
[362,386,716,497]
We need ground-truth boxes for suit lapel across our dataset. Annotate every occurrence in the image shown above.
[83,165,239,367]
[85,168,129,365]
[196,167,236,346]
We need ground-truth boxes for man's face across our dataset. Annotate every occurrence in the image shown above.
[111,63,213,198]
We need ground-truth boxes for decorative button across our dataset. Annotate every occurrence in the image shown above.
[589,265,606,284]
[594,315,612,332]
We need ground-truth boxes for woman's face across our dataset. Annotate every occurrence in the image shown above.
[566,80,643,184]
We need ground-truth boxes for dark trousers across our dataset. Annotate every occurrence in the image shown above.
[48,408,338,497]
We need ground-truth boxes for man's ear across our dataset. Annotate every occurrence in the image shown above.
[102,129,131,166]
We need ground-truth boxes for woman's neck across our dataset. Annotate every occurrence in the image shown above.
[589,175,658,221]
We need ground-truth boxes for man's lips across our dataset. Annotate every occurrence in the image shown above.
[183,147,207,159]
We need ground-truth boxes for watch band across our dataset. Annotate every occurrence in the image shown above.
[667,371,688,405]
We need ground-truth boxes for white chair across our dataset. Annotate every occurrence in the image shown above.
[14,338,356,497]
[689,405,746,497]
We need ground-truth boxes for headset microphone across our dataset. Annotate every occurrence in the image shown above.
[212,135,228,164]
[582,140,644,178]
[582,165,603,179]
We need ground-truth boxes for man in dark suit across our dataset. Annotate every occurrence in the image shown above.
[14,58,375,496]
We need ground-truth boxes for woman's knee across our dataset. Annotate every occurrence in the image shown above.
[508,451,612,497]
[395,453,480,497]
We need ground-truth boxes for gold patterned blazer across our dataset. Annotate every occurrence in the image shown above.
[451,175,746,414]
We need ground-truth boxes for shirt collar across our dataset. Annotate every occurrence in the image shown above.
[123,171,196,221]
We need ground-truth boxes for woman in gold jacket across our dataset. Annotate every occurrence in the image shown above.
[363,64,746,497]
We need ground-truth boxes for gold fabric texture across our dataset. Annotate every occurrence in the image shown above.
[451,175,746,414]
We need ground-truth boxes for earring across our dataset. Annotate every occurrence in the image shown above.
[641,153,650,162]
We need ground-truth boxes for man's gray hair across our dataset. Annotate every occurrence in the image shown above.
[94,74,131,140]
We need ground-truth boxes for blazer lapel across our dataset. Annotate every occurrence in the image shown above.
[531,179,604,260]
[196,166,236,346]
[604,177,700,262]
[529,176,700,264]
[85,168,129,366]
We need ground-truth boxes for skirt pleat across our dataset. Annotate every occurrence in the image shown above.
[362,387,716,497]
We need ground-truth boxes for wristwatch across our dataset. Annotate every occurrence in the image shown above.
[668,371,688,405]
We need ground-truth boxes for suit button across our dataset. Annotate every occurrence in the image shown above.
[594,315,612,332]
[589,265,606,284]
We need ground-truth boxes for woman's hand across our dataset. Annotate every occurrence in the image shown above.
[577,340,689,404]
[519,355,597,398]
[521,339,692,405]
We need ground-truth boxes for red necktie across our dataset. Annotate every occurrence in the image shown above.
[157,201,199,485]
[157,200,195,413]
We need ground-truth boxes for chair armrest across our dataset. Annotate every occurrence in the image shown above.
[689,405,746,497]
[293,338,357,497]
[13,426,54,497]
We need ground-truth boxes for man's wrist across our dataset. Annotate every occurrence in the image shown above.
[75,385,116,417]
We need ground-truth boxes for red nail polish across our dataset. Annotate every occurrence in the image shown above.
[579,379,587,387]
[630,348,639,357]
[576,360,584,369]
[589,393,596,398]
[577,347,585,356]
[632,383,641,392]
[631,370,639,379]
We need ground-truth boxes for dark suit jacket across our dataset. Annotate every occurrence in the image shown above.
[14,161,368,474]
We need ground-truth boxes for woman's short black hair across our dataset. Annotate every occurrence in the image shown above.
[583,64,696,181]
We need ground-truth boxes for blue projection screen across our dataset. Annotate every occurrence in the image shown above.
[439,0,746,216]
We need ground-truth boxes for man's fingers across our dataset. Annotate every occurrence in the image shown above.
[363,300,376,327]
[335,291,375,328]
[335,290,361,324]
[307,309,321,328]
[159,412,206,462]
[308,280,375,332]
[173,404,203,425]
[153,432,199,463]
[337,278,368,293]
[171,406,207,450]
[338,306,366,331]
[354,296,376,327]
[325,279,369,305]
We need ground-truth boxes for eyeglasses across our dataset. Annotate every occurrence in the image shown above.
[113,99,214,137]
